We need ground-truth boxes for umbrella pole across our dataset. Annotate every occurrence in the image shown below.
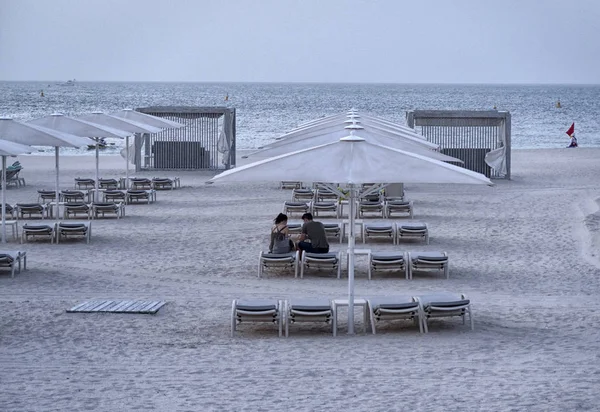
[347,183,356,335]
[126,135,130,189]
[95,138,100,202]
[55,147,60,225]
[1,156,6,244]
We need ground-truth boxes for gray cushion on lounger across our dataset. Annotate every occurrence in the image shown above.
[426,299,470,308]
[236,300,277,311]
[304,252,337,259]
[290,298,331,312]
[323,224,339,229]
[413,252,447,261]
[400,223,427,230]
[23,225,52,230]
[0,254,14,263]
[369,297,417,310]
[285,202,307,206]
[371,253,405,261]
[418,293,463,305]
[366,225,393,230]
[262,253,295,259]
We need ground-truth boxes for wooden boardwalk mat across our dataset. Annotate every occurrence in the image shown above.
[67,300,166,314]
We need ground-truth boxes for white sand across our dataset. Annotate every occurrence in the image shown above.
[1,148,599,411]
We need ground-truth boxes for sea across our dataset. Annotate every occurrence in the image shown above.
[1,81,599,155]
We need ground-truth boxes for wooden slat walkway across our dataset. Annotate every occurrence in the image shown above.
[67,300,166,314]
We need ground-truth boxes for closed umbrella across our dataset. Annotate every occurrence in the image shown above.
[211,134,493,334]
[0,140,33,243]
[0,118,90,229]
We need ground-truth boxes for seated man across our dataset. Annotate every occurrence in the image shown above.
[297,212,330,254]
[567,136,578,148]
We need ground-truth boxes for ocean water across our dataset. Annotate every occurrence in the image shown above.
[1,81,599,155]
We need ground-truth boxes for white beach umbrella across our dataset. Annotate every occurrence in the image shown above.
[0,140,33,243]
[77,112,163,190]
[0,118,91,229]
[28,113,130,202]
[111,109,186,129]
[211,135,493,334]
[111,109,186,183]
[248,127,462,163]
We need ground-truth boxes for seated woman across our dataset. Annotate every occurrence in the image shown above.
[269,213,294,254]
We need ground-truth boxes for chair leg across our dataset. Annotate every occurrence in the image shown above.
[231,300,237,337]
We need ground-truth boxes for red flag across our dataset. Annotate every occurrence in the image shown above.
[566,122,575,137]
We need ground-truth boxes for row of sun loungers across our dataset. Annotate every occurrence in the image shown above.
[21,222,91,244]
[74,177,180,191]
[4,202,125,220]
[36,189,156,205]
[283,199,413,219]
[258,250,448,279]
[232,293,474,337]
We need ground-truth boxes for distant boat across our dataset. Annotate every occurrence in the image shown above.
[56,79,76,86]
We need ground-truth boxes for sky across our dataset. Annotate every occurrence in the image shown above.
[1,0,599,84]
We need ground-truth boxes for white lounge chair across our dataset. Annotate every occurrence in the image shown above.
[408,251,449,279]
[130,177,153,190]
[63,202,91,219]
[323,223,342,244]
[56,222,91,244]
[316,188,339,202]
[91,202,125,219]
[231,299,283,337]
[258,251,298,278]
[358,200,384,218]
[16,203,48,220]
[311,201,338,218]
[74,177,95,190]
[363,223,395,244]
[299,251,342,279]
[415,293,474,332]
[368,252,408,280]
[152,177,180,190]
[282,201,309,217]
[126,189,156,204]
[0,250,27,278]
[284,298,334,337]
[384,199,414,218]
[21,224,54,243]
[396,222,429,244]
[279,181,302,189]
[366,296,423,334]
[292,188,315,202]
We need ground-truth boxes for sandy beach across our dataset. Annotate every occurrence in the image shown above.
[1,148,599,411]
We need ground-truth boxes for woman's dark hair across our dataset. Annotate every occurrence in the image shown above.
[274,213,288,224]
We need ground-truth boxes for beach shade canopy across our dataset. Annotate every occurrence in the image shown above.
[0,139,33,243]
[247,128,462,163]
[28,113,131,202]
[110,109,186,129]
[76,112,163,191]
[0,118,91,231]
[211,134,493,334]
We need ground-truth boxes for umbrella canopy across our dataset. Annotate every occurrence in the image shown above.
[0,139,33,243]
[76,112,163,191]
[0,118,91,230]
[248,128,461,164]
[211,135,492,334]
[111,109,186,129]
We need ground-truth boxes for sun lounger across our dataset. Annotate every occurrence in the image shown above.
[0,250,27,278]
[37,190,57,203]
[299,251,341,279]
[60,190,87,203]
[284,298,334,337]
[384,199,414,218]
[316,188,339,202]
[103,190,126,203]
[363,223,395,244]
[2,204,16,220]
[280,181,302,189]
[55,221,91,244]
[258,251,298,278]
[408,251,449,279]
[74,177,96,190]
[99,178,119,190]
[63,202,91,219]
[396,222,429,244]
[231,299,283,337]
[91,202,125,219]
[292,188,315,202]
[126,189,156,204]
[152,177,180,190]
[366,296,423,334]
[414,293,474,332]
[22,224,54,243]
[311,201,338,218]
[130,177,153,190]
[16,203,47,220]
[358,200,384,218]
[368,252,408,280]
[323,223,342,244]
[282,201,309,216]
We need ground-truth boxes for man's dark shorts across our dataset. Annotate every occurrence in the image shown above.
[298,241,329,253]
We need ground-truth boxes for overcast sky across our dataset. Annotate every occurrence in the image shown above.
[1,0,599,84]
